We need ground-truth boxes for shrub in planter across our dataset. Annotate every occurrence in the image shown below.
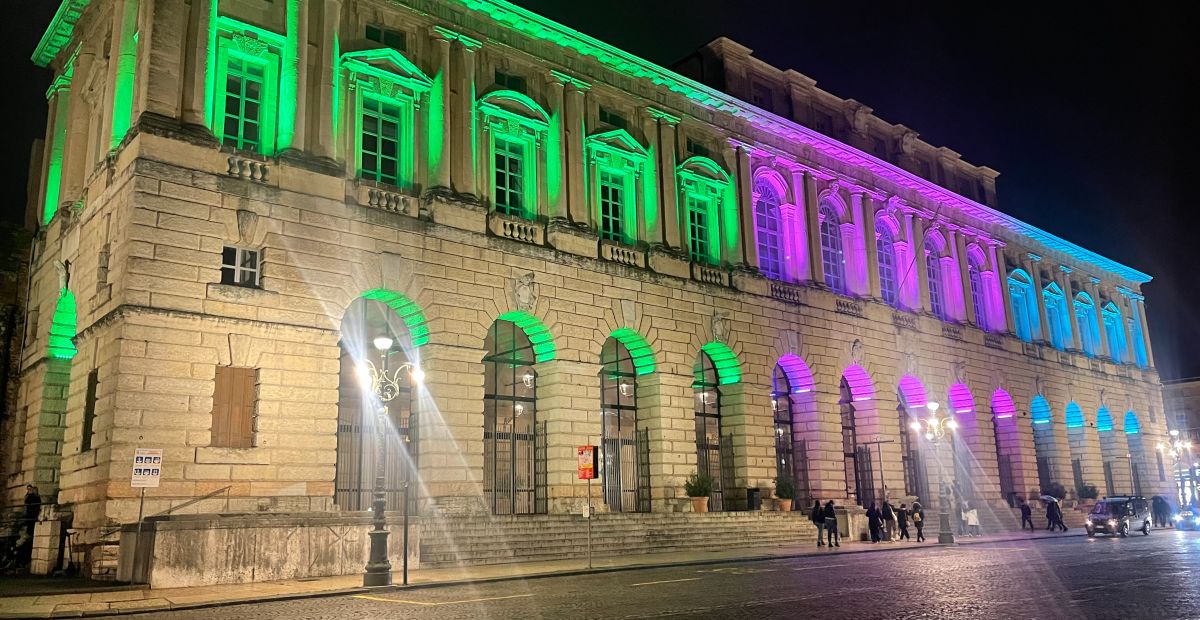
[1078,484,1099,500]
[774,476,796,511]
[684,472,714,498]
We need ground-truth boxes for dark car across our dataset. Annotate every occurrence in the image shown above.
[1086,497,1151,537]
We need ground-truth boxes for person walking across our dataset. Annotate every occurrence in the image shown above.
[897,503,911,541]
[823,501,840,548]
[959,499,971,536]
[967,506,981,536]
[1019,499,1035,531]
[1055,502,1069,532]
[810,500,825,547]
[912,499,925,542]
[18,484,41,566]
[1045,499,1056,531]
[867,502,882,543]
[882,501,897,542]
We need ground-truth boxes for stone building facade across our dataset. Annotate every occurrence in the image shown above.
[3,0,1170,574]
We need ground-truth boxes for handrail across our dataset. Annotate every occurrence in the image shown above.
[98,486,233,540]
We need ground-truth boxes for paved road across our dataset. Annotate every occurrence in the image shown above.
[130,530,1200,619]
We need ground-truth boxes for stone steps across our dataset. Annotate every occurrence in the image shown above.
[419,512,818,568]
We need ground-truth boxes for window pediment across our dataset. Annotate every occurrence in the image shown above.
[586,129,647,172]
[677,156,729,198]
[341,48,433,96]
[477,89,550,133]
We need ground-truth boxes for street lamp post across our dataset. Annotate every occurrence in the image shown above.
[358,336,423,587]
[1156,432,1192,507]
[910,401,958,545]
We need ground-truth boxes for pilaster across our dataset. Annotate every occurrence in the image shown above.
[647,108,680,251]
[450,34,480,198]
[848,191,869,296]
[914,217,930,312]
[535,359,601,514]
[1027,254,1051,343]
[802,172,825,286]
[429,30,453,192]
[731,142,757,270]
[413,343,486,516]
[1088,278,1110,358]
[952,229,973,324]
[180,0,212,126]
[863,196,881,298]
[1059,266,1082,350]
[562,78,589,226]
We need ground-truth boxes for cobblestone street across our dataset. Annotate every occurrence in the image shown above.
[127,530,1199,619]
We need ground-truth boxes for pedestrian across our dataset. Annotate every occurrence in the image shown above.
[1049,501,1068,532]
[18,484,40,566]
[823,500,840,548]
[867,502,882,543]
[959,499,971,536]
[811,500,825,547]
[912,499,925,542]
[1045,499,1056,531]
[897,503,911,540]
[882,500,897,542]
[1019,499,1035,531]
[967,506,981,536]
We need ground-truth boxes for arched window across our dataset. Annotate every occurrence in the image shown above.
[876,222,898,306]
[483,318,542,515]
[924,234,947,320]
[819,202,845,293]
[753,178,785,280]
[694,351,724,511]
[1042,283,1070,351]
[1074,293,1100,356]
[967,256,987,328]
[1008,271,1039,342]
[600,337,644,512]
[1103,303,1126,362]
[772,364,796,489]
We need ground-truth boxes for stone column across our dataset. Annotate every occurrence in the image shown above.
[450,35,480,198]
[648,109,681,250]
[61,48,96,204]
[637,371,694,512]
[787,169,811,281]
[103,0,140,150]
[801,386,851,503]
[715,381,773,510]
[863,197,881,298]
[276,0,309,152]
[180,0,212,127]
[136,0,187,122]
[1121,296,1137,365]
[1089,278,1110,358]
[536,359,601,514]
[802,172,825,286]
[414,343,487,516]
[429,31,453,192]
[544,77,567,221]
[310,0,343,160]
[1059,266,1081,350]
[900,212,919,310]
[847,191,869,296]
[993,244,1015,334]
[640,112,665,247]
[720,143,746,268]
[39,78,71,225]
[953,229,973,324]
[732,142,757,270]
[564,82,589,226]
[1027,254,1051,343]
[778,203,801,283]
[913,218,930,312]
[1136,298,1154,367]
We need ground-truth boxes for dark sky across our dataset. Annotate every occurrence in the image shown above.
[2,2,1195,378]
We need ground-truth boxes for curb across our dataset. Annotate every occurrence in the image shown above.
[4,532,1088,618]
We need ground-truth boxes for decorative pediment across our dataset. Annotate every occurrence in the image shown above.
[341,48,433,93]
[477,90,550,130]
[676,156,730,198]
[586,129,647,158]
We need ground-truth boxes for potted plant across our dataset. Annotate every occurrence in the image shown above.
[684,472,714,513]
[774,476,796,512]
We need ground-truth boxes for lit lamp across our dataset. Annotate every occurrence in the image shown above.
[909,401,958,544]
[1157,436,1192,507]
[359,335,423,587]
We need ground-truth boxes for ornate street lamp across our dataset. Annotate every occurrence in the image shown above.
[1157,434,1192,506]
[909,401,958,544]
[358,335,423,587]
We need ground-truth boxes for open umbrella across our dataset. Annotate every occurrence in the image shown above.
[1040,495,1060,503]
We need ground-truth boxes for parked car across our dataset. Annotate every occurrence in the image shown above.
[1086,496,1152,537]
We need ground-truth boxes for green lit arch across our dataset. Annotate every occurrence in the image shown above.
[607,328,656,376]
[497,310,556,363]
[677,155,731,183]
[48,288,77,360]
[359,288,429,348]
[695,342,741,386]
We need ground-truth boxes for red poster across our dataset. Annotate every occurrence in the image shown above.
[577,445,596,480]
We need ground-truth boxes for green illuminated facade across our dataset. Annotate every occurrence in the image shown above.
[5,0,1170,581]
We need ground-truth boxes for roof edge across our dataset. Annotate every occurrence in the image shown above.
[32,0,90,68]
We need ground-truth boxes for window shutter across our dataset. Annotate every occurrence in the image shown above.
[212,366,257,448]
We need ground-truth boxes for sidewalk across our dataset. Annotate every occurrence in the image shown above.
[0,529,1081,618]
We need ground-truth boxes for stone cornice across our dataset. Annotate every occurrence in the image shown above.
[32,0,89,68]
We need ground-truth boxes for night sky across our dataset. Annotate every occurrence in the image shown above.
[1,2,1195,378]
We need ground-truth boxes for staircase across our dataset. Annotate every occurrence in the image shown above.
[420,511,818,568]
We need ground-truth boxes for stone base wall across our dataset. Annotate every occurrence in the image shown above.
[117,512,420,588]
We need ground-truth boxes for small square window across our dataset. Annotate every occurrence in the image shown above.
[221,246,261,288]
[750,82,773,112]
[599,107,627,130]
[495,70,527,94]
[366,25,407,51]
[686,138,711,159]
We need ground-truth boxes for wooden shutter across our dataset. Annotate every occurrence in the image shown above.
[212,367,257,448]
[81,369,98,451]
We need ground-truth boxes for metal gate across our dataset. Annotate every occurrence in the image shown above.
[997,455,1016,506]
[1036,457,1052,494]
[720,435,736,511]
[636,429,651,513]
[696,410,724,512]
[484,410,543,515]
[855,444,876,508]
[335,357,415,512]
[1072,459,1085,498]
[1132,462,1143,496]
[952,438,976,502]
[602,408,643,512]
[1103,461,1115,497]
[793,439,811,507]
